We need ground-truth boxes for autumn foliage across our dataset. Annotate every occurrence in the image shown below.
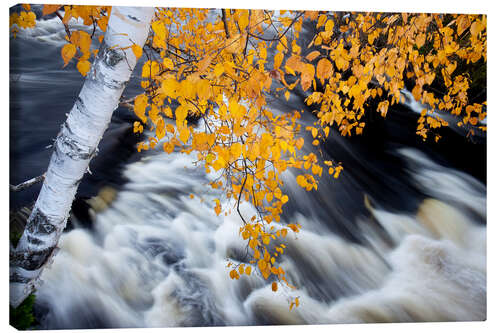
[10,4,487,308]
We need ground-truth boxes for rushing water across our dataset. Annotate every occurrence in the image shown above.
[10,9,486,329]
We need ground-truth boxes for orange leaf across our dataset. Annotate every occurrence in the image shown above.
[214,199,222,216]
[179,127,190,144]
[61,43,77,67]
[300,63,315,91]
[132,44,143,59]
[197,54,214,74]
[76,60,91,76]
[415,33,426,48]
[305,51,320,62]
[42,5,62,16]
[316,58,333,84]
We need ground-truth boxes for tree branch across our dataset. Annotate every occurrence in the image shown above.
[10,174,45,192]
[55,10,71,39]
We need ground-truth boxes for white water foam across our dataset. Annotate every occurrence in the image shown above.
[35,146,486,328]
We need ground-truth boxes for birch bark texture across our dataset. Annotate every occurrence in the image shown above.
[10,6,155,308]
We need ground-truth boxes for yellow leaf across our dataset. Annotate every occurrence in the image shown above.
[176,105,188,122]
[179,127,190,143]
[42,5,62,16]
[281,195,289,203]
[415,33,426,48]
[324,19,334,32]
[316,58,333,84]
[470,20,484,37]
[230,142,243,160]
[377,100,389,117]
[305,51,320,61]
[142,60,160,78]
[225,34,242,54]
[61,43,77,67]
[161,76,179,98]
[262,235,270,245]
[134,94,148,123]
[272,282,278,292]
[238,11,249,30]
[197,54,214,74]
[197,79,211,100]
[214,199,222,216]
[300,63,315,91]
[163,58,174,70]
[132,44,143,59]
[274,52,284,70]
[152,20,166,40]
[456,15,470,36]
[316,14,327,28]
[249,239,258,250]
[296,137,304,150]
[76,31,92,56]
[76,60,91,76]
[285,90,290,101]
[163,141,174,154]
[258,259,267,272]
[214,62,224,77]
[156,117,166,139]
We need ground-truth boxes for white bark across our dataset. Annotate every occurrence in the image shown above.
[10,6,155,308]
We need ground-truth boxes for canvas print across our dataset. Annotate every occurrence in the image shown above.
[9,3,486,329]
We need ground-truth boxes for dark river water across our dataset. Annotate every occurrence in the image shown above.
[10,8,486,329]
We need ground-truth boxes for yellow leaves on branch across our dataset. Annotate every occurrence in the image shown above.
[10,5,111,72]
[11,10,36,29]
[281,12,487,142]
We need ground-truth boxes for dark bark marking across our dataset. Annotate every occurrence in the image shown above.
[104,47,125,68]
[10,271,34,284]
[57,132,96,160]
[26,208,57,236]
[10,246,57,271]
[74,97,87,118]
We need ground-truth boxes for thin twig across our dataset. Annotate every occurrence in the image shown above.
[248,11,305,42]
[221,9,230,38]
[55,11,71,39]
[10,174,46,192]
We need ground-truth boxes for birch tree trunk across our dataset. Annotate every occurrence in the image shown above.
[10,6,155,308]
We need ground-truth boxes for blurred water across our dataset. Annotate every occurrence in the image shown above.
[10,8,486,329]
